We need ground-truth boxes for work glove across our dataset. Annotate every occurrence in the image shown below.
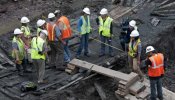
[16,60,22,64]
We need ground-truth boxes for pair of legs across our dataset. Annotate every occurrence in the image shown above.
[150,78,163,100]
[16,59,27,75]
[100,35,113,56]
[62,39,71,63]
[128,56,144,78]
[48,41,64,67]
[77,34,89,56]
[33,59,45,83]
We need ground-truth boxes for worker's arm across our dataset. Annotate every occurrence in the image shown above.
[77,17,83,35]
[42,42,49,55]
[145,58,152,67]
[55,26,66,45]
[110,22,113,38]
[12,42,20,63]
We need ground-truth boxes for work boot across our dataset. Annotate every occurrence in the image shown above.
[76,55,80,59]
[38,80,48,84]
[84,53,90,57]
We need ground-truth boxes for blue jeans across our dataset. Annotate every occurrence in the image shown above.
[77,34,89,56]
[62,39,71,62]
[150,78,163,100]
[100,35,113,55]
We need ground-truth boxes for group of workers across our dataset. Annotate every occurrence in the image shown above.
[11,7,164,100]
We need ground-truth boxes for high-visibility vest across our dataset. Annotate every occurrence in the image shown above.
[148,53,164,77]
[46,23,56,41]
[31,37,46,60]
[57,16,72,39]
[80,16,91,35]
[128,38,141,57]
[21,26,31,37]
[98,16,113,37]
[37,28,42,37]
[12,37,25,60]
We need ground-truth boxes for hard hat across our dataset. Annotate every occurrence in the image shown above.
[129,20,136,27]
[130,30,139,37]
[54,10,60,14]
[37,19,46,27]
[146,46,155,53]
[100,8,108,15]
[21,17,30,23]
[14,28,23,35]
[83,7,90,15]
[41,30,48,36]
[48,13,55,19]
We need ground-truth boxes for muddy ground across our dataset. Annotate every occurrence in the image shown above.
[0,0,175,100]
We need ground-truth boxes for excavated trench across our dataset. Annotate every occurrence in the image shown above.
[39,25,175,100]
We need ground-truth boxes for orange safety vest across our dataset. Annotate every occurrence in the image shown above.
[57,16,72,39]
[148,53,165,77]
[46,23,56,41]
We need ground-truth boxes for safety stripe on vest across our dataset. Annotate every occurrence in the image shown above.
[149,54,164,69]
[52,24,56,41]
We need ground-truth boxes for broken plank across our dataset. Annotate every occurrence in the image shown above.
[94,82,107,100]
[158,1,175,9]
[0,53,15,67]
[20,76,70,97]
[0,87,21,100]
[69,59,95,70]
[56,76,83,91]
[129,81,146,95]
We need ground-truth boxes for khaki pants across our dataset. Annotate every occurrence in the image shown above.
[48,41,64,67]
[33,59,45,82]
[128,56,143,77]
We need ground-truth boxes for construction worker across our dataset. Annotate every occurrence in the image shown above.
[46,13,64,67]
[76,7,91,58]
[31,30,48,84]
[20,16,32,72]
[120,20,138,51]
[12,28,26,76]
[21,16,31,37]
[119,18,129,51]
[97,8,114,57]
[55,10,72,64]
[36,19,46,36]
[145,46,164,100]
[128,30,144,81]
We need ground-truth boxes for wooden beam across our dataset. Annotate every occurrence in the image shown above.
[94,82,107,100]
[158,1,175,9]
[69,59,131,82]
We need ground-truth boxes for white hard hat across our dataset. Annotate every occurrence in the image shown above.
[14,28,23,35]
[41,30,48,36]
[20,16,30,23]
[100,8,108,15]
[48,13,55,19]
[130,30,139,37]
[146,46,155,53]
[37,19,46,27]
[54,10,60,14]
[83,7,90,15]
[129,20,136,27]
